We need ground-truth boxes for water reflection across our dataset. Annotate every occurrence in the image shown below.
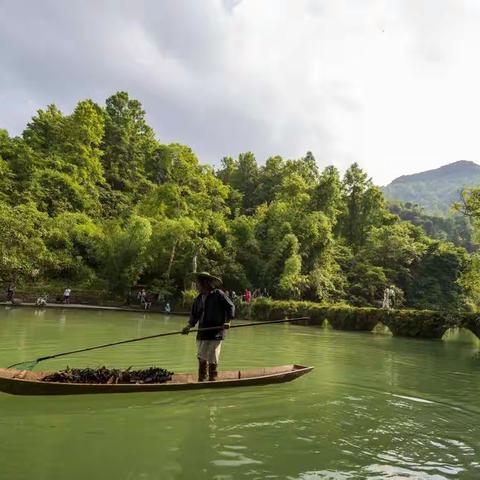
[442,327,480,346]
[371,322,393,336]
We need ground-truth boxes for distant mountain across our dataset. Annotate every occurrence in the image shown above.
[383,160,480,215]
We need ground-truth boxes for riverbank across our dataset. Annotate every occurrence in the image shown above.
[0,288,191,315]
[3,297,479,341]
[0,302,190,316]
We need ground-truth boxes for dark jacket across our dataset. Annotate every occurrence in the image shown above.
[188,289,235,340]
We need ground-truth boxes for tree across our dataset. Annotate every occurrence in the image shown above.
[33,168,96,216]
[23,104,65,154]
[458,253,480,309]
[41,212,102,283]
[215,152,259,213]
[139,143,230,291]
[94,215,152,296]
[345,260,388,307]
[0,130,36,204]
[65,99,105,185]
[276,234,308,299]
[0,135,13,201]
[362,222,428,289]
[313,165,343,223]
[102,91,156,197]
[458,187,480,219]
[0,201,51,283]
[339,163,391,250]
[20,100,107,216]
[308,254,346,303]
[255,155,285,205]
[285,151,320,186]
[405,242,467,311]
[222,215,261,290]
[390,201,477,252]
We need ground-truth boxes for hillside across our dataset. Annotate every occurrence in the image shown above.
[383,160,480,215]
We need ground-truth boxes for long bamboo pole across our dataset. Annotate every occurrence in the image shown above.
[7,317,310,370]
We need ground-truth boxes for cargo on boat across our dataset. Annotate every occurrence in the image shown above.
[0,364,313,396]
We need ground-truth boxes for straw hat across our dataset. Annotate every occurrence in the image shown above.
[188,271,222,286]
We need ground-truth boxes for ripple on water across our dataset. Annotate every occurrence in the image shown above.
[294,464,463,480]
[212,450,263,467]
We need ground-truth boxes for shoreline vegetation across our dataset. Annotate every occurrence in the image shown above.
[237,298,480,340]
[3,91,480,315]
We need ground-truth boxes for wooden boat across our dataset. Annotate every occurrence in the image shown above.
[0,364,313,396]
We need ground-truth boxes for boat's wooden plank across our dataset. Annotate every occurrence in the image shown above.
[0,368,44,381]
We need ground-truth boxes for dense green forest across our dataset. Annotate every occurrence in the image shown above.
[2,92,480,311]
[388,202,476,252]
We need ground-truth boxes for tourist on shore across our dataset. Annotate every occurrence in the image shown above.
[382,285,395,309]
[6,285,15,304]
[36,294,48,307]
[165,302,171,313]
[143,295,152,310]
[63,287,71,304]
[244,289,252,303]
[182,272,235,382]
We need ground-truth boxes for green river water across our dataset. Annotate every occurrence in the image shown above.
[0,306,479,480]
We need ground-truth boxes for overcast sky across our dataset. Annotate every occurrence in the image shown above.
[1,0,480,185]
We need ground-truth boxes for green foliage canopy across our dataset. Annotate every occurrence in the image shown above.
[0,91,478,312]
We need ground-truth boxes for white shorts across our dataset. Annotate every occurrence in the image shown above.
[197,340,222,364]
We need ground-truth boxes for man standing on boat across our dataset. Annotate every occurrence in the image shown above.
[182,272,235,382]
